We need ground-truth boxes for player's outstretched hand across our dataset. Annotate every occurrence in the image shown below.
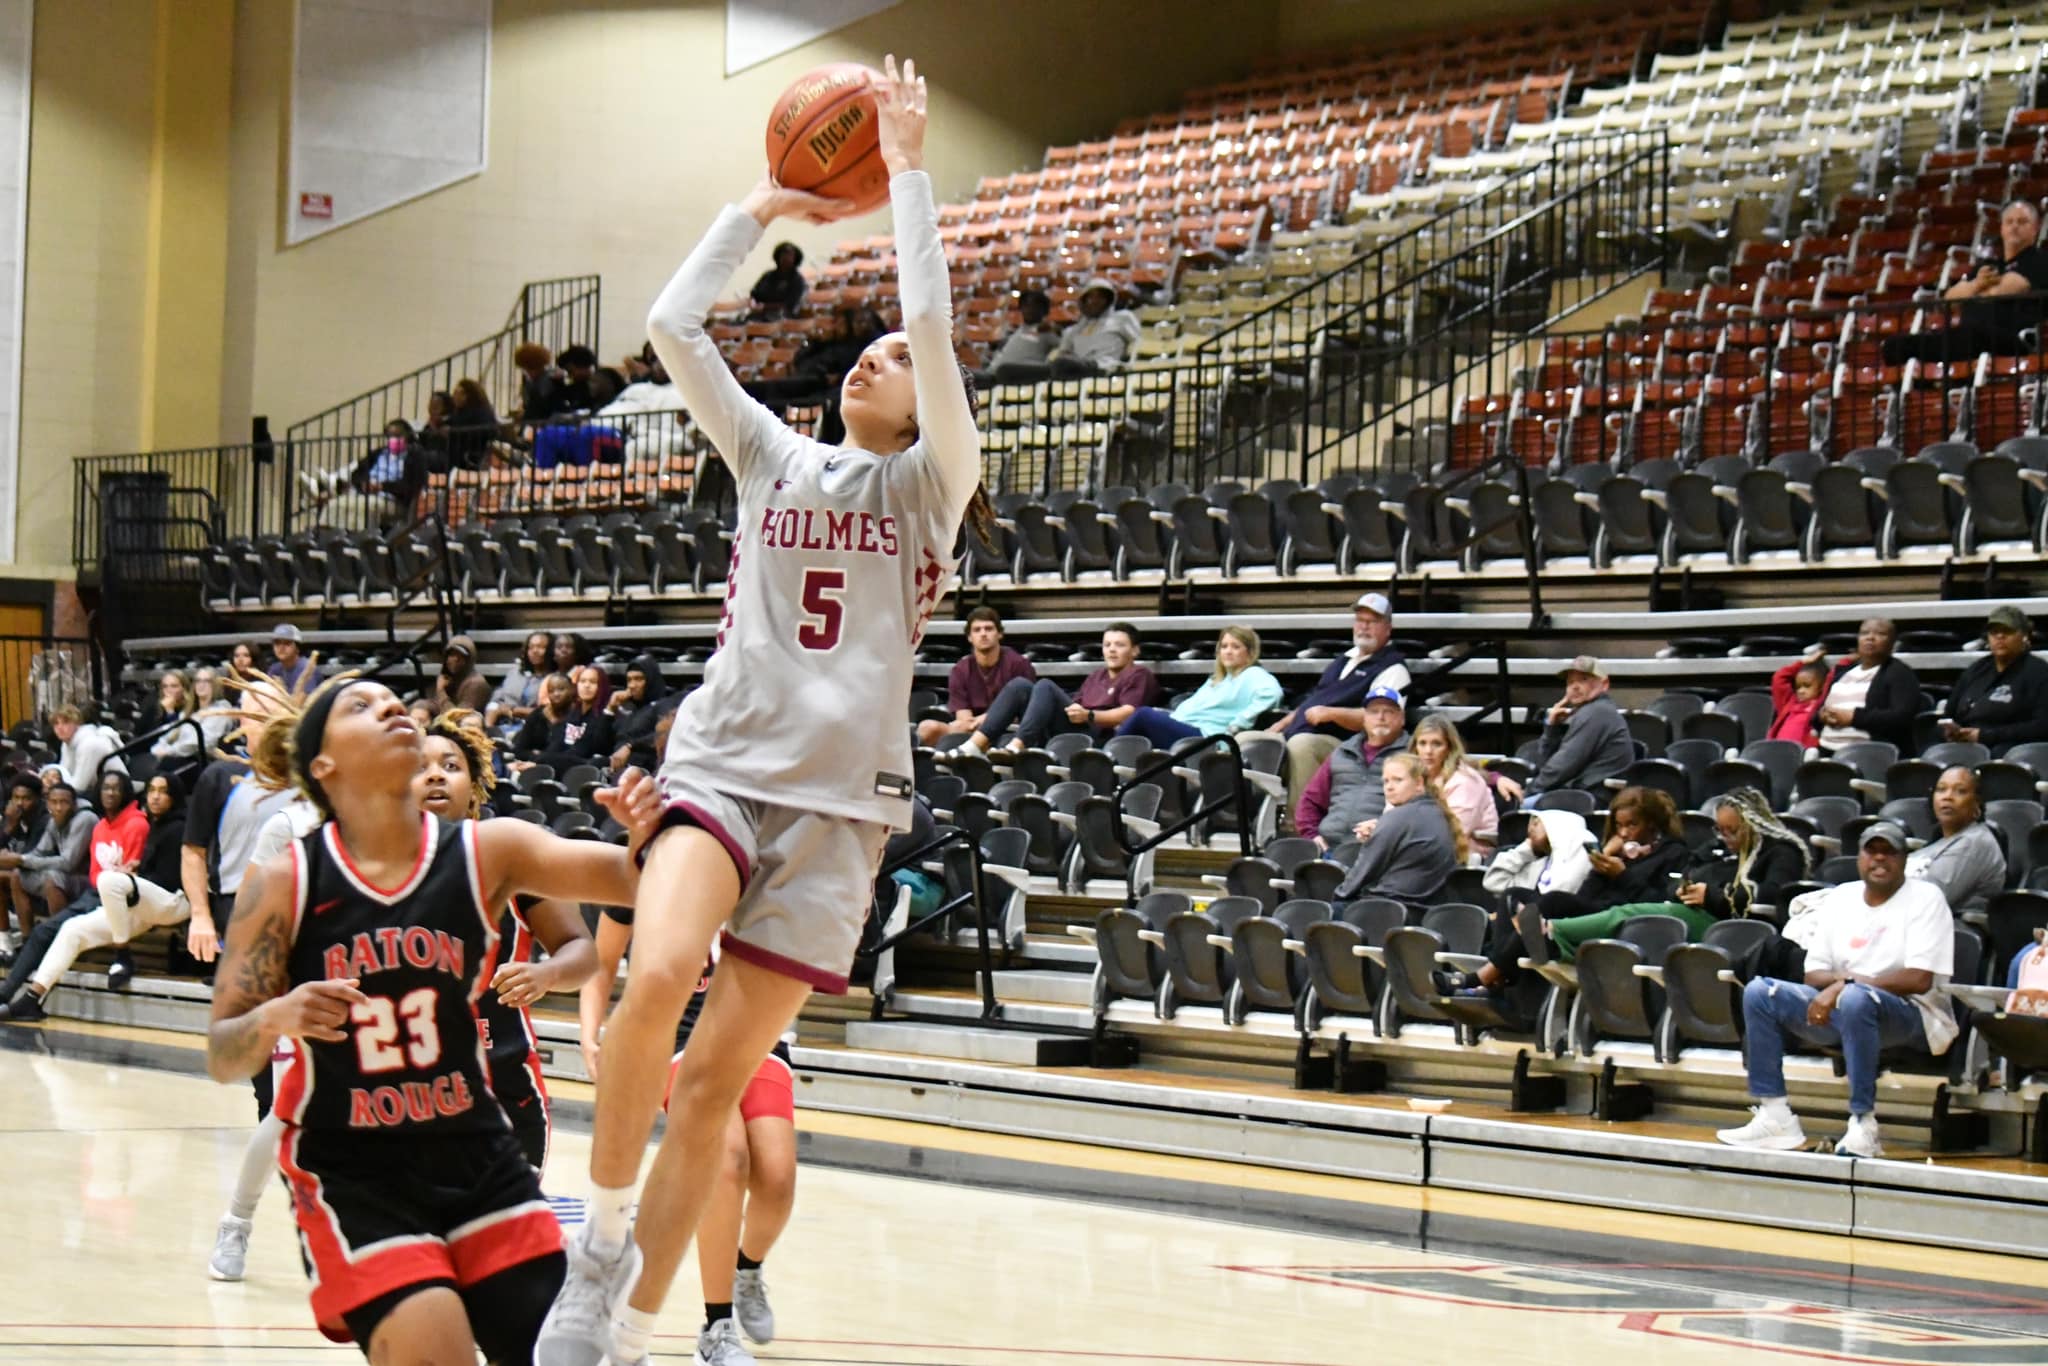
[594,767,665,863]
[492,960,549,1008]
[742,177,857,227]
[872,53,926,176]
[266,978,368,1044]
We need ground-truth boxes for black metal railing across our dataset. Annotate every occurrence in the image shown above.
[1112,732,1257,906]
[863,825,1000,1020]
[284,275,602,448]
[1434,288,2048,475]
[0,635,102,730]
[74,453,235,572]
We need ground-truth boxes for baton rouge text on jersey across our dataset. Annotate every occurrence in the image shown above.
[322,925,481,1130]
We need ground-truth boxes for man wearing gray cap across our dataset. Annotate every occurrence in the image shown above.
[1524,655,1633,804]
[264,624,314,693]
[1718,821,1956,1159]
[1942,604,2048,756]
[1258,592,1411,812]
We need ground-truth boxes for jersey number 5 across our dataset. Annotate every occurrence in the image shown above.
[353,988,443,1073]
[797,568,846,651]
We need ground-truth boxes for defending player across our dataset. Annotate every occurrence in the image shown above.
[417,709,597,1175]
[205,676,661,1364]
[540,54,981,1366]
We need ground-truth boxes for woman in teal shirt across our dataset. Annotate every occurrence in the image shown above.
[1114,626,1283,746]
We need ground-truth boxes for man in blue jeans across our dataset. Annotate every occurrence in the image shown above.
[1718,821,1956,1158]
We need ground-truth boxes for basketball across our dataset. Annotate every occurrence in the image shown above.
[765,62,889,214]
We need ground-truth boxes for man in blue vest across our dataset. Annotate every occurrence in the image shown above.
[1256,592,1411,823]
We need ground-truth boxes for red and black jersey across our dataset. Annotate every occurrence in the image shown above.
[274,815,509,1137]
[476,898,543,1082]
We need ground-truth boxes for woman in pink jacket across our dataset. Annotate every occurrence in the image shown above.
[1411,715,1498,859]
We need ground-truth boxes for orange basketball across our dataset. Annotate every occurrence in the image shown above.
[765,63,889,215]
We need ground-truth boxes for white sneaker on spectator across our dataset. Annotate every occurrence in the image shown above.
[1834,1113,1884,1158]
[535,1227,641,1366]
[209,1214,252,1281]
[1716,1099,1806,1150]
[692,1317,756,1366]
[733,1266,774,1343]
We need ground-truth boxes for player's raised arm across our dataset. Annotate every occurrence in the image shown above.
[206,853,366,1082]
[647,172,851,474]
[875,55,980,518]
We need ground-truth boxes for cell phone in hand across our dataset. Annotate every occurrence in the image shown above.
[1583,836,1603,853]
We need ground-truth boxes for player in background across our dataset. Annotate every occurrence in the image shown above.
[206,675,661,1364]
[417,709,596,1174]
[579,916,797,1366]
[540,55,981,1366]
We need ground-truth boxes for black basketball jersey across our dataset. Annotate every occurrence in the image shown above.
[273,815,509,1137]
[476,898,539,1081]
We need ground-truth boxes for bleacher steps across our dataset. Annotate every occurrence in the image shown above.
[946,929,1094,966]
[984,969,1096,1007]
[888,989,1093,1031]
[843,1019,1093,1066]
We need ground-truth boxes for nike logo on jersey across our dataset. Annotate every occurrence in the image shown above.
[312,899,342,917]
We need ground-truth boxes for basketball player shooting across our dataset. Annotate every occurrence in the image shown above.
[539,53,983,1366]
[204,677,664,1365]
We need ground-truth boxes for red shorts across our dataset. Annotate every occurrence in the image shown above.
[664,1043,794,1125]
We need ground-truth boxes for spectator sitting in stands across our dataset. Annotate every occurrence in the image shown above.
[1255,592,1411,813]
[1052,279,1140,375]
[146,670,205,764]
[488,631,554,731]
[1480,807,1594,911]
[417,389,455,472]
[748,241,808,319]
[795,307,889,385]
[530,665,614,773]
[598,356,679,415]
[1882,199,2048,365]
[227,641,257,677]
[557,344,599,411]
[1331,753,1464,910]
[589,365,627,410]
[514,343,566,424]
[0,780,92,950]
[447,376,501,470]
[1908,766,2005,913]
[1524,656,1632,803]
[1769,651,1830,750]
[348,420,427,524]
[1942,604,2048,756]
[0,772,143,1015]
[1719,821,1956,1158]
[1815,617,1919,755]
[430,635,492,718]
[1411,714,1499,859]
[0,773,184,1020]
[920,607,1036,749]
[608,656,678,774]
[1529,787,1808,965]
[265,623,315,693]
[552,631,610,708]
[1293,684,1410,858]
[985,288,1059,375]
[43,703,126,794]
[190,667,236,752]
[1114,625,1282,748]
[512,672,573,767]
[956,621,1157,757]
[1470,787,1691,1012]
[3,777,44,857]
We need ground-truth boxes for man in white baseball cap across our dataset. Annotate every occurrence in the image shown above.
[1255,592,1410,816]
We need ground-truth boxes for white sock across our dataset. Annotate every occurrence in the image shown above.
[586,1181,634,1257]
[229,1113,286,1221]
[611,1304,655,1362]
[1758,1096,1794,1120]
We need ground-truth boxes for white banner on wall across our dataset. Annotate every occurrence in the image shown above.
[726,0,902,76]
[0,0,27,563]
[287,0,491,246]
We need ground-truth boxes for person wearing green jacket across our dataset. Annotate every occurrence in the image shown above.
[1114,626,1283,746]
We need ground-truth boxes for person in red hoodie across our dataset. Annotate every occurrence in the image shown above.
[0,771,149,1020]
[1768,650,1831,750]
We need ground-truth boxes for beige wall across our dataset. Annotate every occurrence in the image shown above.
[16,0,156,573]
[220,0,1271,437]
[1273,0,1607,48]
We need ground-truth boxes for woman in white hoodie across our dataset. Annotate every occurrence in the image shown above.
[1438,809,1595,1006]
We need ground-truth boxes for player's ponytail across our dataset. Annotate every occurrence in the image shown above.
[229,668,358,819]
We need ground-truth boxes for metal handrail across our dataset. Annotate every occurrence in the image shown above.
[1110,731,1256,907]
[864,825,1000,1019]
[93,714,211,787]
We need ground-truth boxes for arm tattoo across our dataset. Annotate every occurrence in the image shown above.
[206,865,293,1082]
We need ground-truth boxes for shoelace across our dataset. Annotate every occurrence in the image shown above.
[546,1246,617,1333]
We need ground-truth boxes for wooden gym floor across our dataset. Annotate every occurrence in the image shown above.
[4,1020,2047,1365]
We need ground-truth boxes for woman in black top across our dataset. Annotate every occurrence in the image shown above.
[533,666,613,773]
[512,673,574,767]
[748,242,807,318]
[607,655,676,774]
[1944,605,2048,756]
